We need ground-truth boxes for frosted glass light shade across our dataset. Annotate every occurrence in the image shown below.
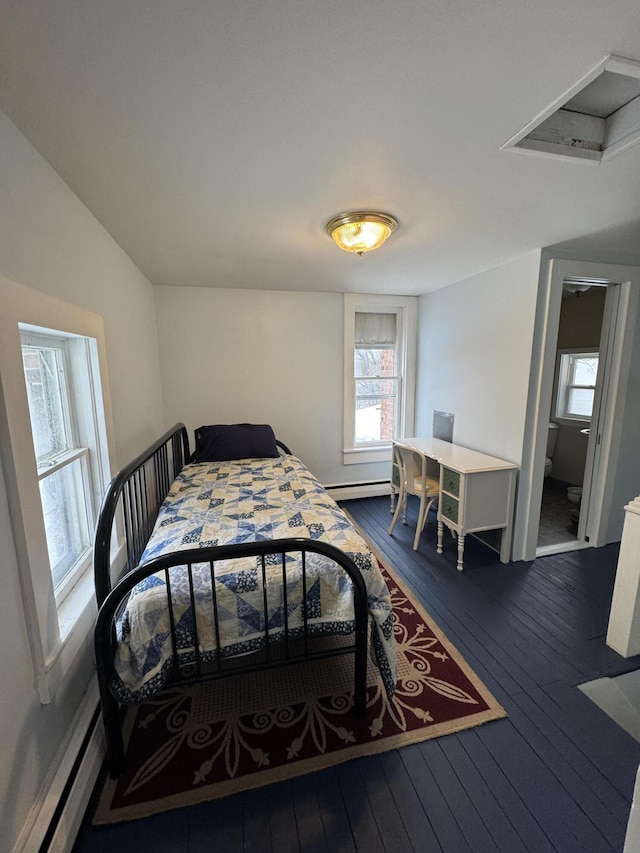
[326,211,398,255]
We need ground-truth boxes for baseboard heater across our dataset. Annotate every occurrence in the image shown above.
[40,705,102,851]
[325,480,391,502]
[18,680,105,853]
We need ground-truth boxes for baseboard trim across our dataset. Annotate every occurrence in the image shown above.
[17,678,105,852]
[325,481,391,501]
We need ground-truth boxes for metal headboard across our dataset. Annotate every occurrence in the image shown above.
[93,423,190,607]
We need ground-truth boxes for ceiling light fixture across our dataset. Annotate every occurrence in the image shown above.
[326,211,398,256]
[564,282,592,295]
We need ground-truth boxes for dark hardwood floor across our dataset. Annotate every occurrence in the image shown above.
[74,496,640,852]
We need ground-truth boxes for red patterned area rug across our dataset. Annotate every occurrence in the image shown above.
[95,548,506,824]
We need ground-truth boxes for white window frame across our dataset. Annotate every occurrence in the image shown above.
[555,349,599,423]
[20,329,102,607]
[0,279,114,704]
[354,339,399,446]
[343,294,417,465]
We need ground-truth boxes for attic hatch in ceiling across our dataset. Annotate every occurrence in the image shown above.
[502,55,640,164]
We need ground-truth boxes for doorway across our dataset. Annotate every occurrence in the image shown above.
[514,258,640,564]
[537,281,608,555]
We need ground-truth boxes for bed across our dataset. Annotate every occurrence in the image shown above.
[94,423,397,777]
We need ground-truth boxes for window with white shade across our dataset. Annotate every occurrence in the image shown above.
[355,312,398,444]
[555,350,599,421]
[344,295,417,464]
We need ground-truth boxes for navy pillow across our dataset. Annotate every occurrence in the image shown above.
[193,423,279,462]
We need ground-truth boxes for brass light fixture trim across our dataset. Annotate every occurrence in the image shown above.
[326,210,398,256]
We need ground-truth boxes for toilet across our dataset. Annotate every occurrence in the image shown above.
[544,422,559,477]
[567,486,582,505]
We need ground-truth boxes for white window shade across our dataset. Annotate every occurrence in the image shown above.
[355,312,397,346]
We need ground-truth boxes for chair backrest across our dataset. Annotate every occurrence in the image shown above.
[393,444,427,497]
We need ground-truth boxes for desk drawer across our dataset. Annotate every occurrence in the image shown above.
[441,494,459,524]
[442,467,460,497]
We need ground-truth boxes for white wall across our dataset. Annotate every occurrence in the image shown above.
[154,286,389,486]
[415,252,542,561]
[0,112,164,464]
[0,111,165,851]
[415,252,542,462]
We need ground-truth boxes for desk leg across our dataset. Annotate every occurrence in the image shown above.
[499,527,511,563]
[457,534,465,572]
[437,520,444,554]
[499,469,516,563]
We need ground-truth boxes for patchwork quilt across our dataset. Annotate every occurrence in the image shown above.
[112,455,397,703]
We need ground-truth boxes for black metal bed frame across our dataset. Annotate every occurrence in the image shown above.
[93,424,369,777]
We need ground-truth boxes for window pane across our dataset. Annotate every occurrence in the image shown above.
[567,387,595,418]
[355,347,396,378]
[356,377,397,397]
[572,356,598,386]
[355,397,396,442]
[39,459,91,589]
[22,345,70,463]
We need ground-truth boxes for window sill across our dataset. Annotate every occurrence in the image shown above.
[343,445,393,465]
[39,568,97,704]
[554,417,591,428]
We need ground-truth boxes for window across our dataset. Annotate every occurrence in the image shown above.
[355,312,398,444]
[555,350,599,421]
[344,295,417,464]
[21,331,95,603]
[1,279,114,703]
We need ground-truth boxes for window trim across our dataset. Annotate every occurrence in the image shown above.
[0,279,115,704]
[343,294,417,465]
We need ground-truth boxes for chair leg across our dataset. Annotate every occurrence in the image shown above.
[422,497,436,533]
[388,485,405,535]
[413,495,427,550]
[413,496,436,551]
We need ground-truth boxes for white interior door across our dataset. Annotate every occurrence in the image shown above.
[578,284,620,542]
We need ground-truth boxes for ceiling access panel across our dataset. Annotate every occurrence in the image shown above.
[502,56,640,164]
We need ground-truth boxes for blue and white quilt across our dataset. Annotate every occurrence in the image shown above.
[112,455,397,703]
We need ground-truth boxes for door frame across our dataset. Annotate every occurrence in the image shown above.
[578,283,620,543]
[513,257,640,562]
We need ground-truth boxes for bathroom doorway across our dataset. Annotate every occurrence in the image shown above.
[515,258,640,564]
[537,280,607,554]
[514,259,640,560]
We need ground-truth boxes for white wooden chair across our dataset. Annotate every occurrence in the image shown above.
[388,443,440,550]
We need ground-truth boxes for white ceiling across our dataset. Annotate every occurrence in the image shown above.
[2,0,640,295]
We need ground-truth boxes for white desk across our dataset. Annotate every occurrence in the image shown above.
[393,437,518,571]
